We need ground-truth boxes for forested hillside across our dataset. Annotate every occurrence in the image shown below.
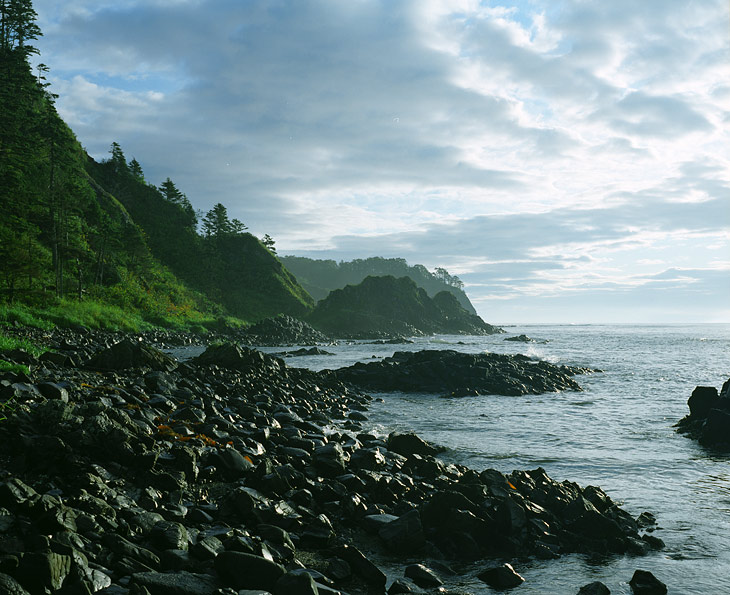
[280,255,478,315]
[0,2,312,328]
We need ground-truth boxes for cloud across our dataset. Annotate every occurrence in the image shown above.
[29,0,730,322]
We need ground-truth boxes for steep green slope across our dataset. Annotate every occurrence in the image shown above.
[0,3,311,327]
[307,275,502,337]
[85,157,314,321]
[280,255,478,315]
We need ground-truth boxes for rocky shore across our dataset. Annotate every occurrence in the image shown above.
[676,379,730,449]
[332,349,597,396]
[0,331,662,594]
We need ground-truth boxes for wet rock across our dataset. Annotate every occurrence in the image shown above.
[335,545,386,587]
[386,432,443,457]
[504,334,533,342]
[214,551,285,592]
[477,563,525,589]
[335,349,591,396]
[16,551,71,592]
[629,570,667,594]
[131,571,220,594]
[85,339,177,371]
[0,572,30,595]
[388,578,426,594]
[378,509,425,553]
[577,582,610,594]
[273,571,319,595]
[677,378,730,449]
[239,315,331,346]
[687,386,719,418]
[404,563,443,588]
[313,443,347,477]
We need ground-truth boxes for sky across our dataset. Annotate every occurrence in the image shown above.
[31,0,730,323]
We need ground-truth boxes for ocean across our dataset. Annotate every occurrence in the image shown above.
[175,323,730,593]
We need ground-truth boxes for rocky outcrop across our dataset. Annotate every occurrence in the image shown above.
[676,379,730,449]
[333,349,595,396]
[307,276,503,338]
[0,335,657,594]
[238,314,332,346]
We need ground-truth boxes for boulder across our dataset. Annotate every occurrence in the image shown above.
[404,563,443,588]
[85,339,177,371]
[335,349,590,396]
[214,551,285,592]
[378,509,425,553]
[386,432,442,457]
[477,563,525,589]
[131,571,220,595]
[629,570,667,594]
[687,386,719,418]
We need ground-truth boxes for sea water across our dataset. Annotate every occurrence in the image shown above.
[174,324,730,593]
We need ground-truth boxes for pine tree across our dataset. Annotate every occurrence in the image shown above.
[262,234,276,254]
[201,203,233,237]
[129,158,144,181]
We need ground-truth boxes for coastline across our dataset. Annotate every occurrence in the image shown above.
[0,329,665,594]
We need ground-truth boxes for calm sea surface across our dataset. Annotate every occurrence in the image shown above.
[175,324,730,593]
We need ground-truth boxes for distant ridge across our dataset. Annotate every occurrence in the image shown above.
[307,275,503,338]
[281,255,478,314]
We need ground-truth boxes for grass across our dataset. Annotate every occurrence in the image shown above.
[0,361,30,376]
[0,332,49,358]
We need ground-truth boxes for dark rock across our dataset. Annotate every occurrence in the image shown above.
[313,443,347,477]
[578,582,610,594]
[85,339,177,371]
[687,386,719,418]
[386,432,442,457]
[477,563,525,589]
[404,563,443,588]
[131,571,220,594]
[240,314,331,346]
[307,276,502,338]
[378,509,425,553]
[388,578,426,594]
[629,570,667,594]
[702,408,730,446]
[0,572,30,594]
[335,349,590,396]
[16,551,71,592]
[214,551,285,591]
[504,334,533,342]
[335,545,386,587]
[273,571,319,595]
[36,382,69,402]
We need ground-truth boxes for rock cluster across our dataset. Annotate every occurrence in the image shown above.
[0,336,659,594]
[238,315,332,347]
[333,349,596,396]
[676,379,730,449]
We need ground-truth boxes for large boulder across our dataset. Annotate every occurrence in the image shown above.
[335,349,590,395]
[85,339,177,371]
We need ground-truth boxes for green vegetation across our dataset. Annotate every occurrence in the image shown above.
[280,256,477,315]
[307,275,502,337]
[0,330,48,357]
[0,1,314,329]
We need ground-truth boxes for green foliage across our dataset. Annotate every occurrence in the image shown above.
[0,361,29,376]
[280,256,477,314]
[1,3,312,329]
[0,303,54,329]
[0,330,48,356]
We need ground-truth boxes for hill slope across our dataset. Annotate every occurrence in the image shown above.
[0,7,312,327]
[85,157,314,321]
[307,275,503,337]
[281,256,478,315]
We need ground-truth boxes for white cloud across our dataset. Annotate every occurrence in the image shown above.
[30,0,730,322]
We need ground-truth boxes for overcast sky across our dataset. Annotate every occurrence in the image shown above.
[33,0,729,323]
